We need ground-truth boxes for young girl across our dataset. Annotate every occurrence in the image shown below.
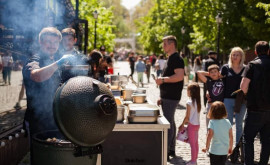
[202,101,233,165]
[179,82,201,165]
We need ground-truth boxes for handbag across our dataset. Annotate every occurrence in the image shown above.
[176,126,189,143]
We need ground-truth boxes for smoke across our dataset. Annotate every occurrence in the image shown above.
[1,0,69,55]
[0,0,77,133]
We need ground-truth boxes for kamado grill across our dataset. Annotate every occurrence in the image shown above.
[32,76,117,165]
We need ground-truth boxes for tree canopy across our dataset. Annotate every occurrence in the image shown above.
[135,0,270,55]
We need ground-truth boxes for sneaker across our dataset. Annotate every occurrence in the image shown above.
[186,161,197,165]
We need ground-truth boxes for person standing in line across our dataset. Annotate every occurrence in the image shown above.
[151,54,157,67]
[203,51,220,107]
[128,52,136,79]
[2,50,13,85]
[220,47,246,146]
[202,101,233,165]
[135,55,146,87]
[145,58,151,83]
[197,64,225,128]
[179,82,201,165]
[241,41,270,165]
[181,53,189,84]
[193,56,202,82]
[155,54,166,77]
[155,35,184,160]
[99,45,113,77]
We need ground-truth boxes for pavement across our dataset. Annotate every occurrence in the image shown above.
[0,70,26,113]
[1,61,269,165]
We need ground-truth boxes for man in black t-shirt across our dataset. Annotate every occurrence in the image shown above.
[155,35,184,160]
[23,27,75,163]
[128,52,136,78]
[241,41,270,165]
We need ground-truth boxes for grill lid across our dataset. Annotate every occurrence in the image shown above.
[53,76,117,147]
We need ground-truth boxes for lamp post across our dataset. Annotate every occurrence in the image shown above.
[93,10,98,49]
[216,13,222,62]
[181,26,185,53]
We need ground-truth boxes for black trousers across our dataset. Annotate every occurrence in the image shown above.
[209,153,227,165]
[130,65,134,77]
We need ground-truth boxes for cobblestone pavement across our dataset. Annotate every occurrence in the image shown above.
[0,70,26,113]
[2,61,268,165]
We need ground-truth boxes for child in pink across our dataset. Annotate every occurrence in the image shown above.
[179,82,201,165]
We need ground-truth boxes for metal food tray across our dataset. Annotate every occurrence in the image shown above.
[127,116,158,124]
[128,104,160,117]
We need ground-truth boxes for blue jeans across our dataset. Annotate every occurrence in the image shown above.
[161,98,179,152]
[224,98,246,145]
[243,111,270,165]
[157,70,162,77]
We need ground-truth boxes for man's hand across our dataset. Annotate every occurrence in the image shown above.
[56,54,75,67]
[155,77,163,85]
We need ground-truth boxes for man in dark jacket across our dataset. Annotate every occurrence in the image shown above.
[241,41,270,165]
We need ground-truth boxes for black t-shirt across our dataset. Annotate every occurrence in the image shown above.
[221,64,245,98]
[206,77,225,103]
[204,57,220,71]
[160,52,184,100]
[129,57,135,67]
[23,52,61,134]
[242,55,270,111]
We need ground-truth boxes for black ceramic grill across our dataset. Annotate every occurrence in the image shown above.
[53,76,117,147]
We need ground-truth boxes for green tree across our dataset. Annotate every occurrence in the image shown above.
[257,2,270,23]
[71,0,116,52]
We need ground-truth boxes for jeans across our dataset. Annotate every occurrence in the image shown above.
[187,123,200,162]
[2,66,11,84]
[224,98,246,145]
[209,153,227,165]
[161,98,179,153]
[243,111,270,165]
[156,70,162,77]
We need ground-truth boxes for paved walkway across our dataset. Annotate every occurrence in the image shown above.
[0,70,26,113]
[114,61,268,165]
[1,61,268,165]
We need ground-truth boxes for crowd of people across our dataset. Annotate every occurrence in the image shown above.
[9,25,269,165]
[154,35,270,165]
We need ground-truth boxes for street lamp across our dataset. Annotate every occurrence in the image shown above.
[181,26,185,53]
[216,12,222,62]
[93,10,99,49]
